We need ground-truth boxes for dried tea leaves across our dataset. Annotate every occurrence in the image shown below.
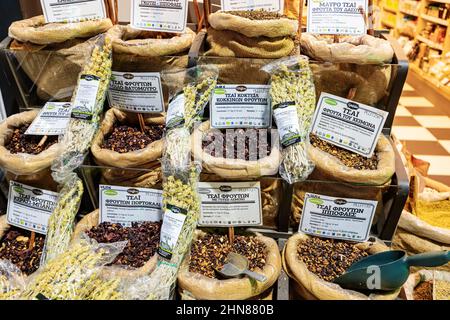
[413,280,433,300]
[227,10,288,20]
[297,237,369,282]
[189,234,267,278]
[87,221,161,268]
[5,125,57,155]
[101,124,164,153]
[0,228,45,275]
[310,134,379,170]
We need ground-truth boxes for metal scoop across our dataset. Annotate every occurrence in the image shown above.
[215,252,267,282]
[334,250,450,291]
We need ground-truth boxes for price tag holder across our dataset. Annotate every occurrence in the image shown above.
[211,85,271,129]
[99,185,163,226]
[165,93,186,129]
[299,193,377,242]
[40,0,106,23]
[25,102,72,136]
[108,72,164,113]
[6,181,58,235]
[158,204,188,259]
[221,0,284,12]
[310,93,388,158]
[307,0,368,35]
[71,74,100,121]
[197,181,262,227]
[131,0,188,33]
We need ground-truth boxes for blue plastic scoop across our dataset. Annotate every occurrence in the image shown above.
[334,250,449,291]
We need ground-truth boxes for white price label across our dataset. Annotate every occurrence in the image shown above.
[131,0,188,33]
[221,0,284,12]
[158,204,187,259]
[166,93,185,129]
[307,0,368,35]
[198,181,262,227]
[71,74,100,120]
[273,102,302,148]
[211,85,271,129]
[99,185,163,227]
[26,102,72,136]
[108,72,164,113]
[299,193,377,242]
[310,93,388,158]
[40,0,106,23]
[6,181,58,235]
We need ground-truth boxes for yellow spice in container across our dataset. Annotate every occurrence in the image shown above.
[414,199,450,229]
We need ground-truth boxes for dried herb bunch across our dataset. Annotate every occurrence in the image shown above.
[5,124,57,155]
[101,124,164,153]
[310,133,379,170]
[87,221,161,268]
[297,237,368,282]
[202,128,272,160]
[0,228,45,275]
[227,10,288,20]
[189,234,267,278]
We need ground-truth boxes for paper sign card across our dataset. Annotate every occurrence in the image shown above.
[108,72,164,113]
[7,181,58,235]
[40,0,106,23]
[299,193,377,242]
[131,0,188,33]
[198,181,262,227]
[221,0,284,12]
[99,185,163,226]
[310,93,388,158]
[307,0,368,35]
[25,102,72,136]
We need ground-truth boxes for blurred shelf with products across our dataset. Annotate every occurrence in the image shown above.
[374,0,450,99]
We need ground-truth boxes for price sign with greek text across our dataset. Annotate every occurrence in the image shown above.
[299,193,377,242]
[40,0,106,23]
[310,93,388,158]
[197,181,262,227]
[108,72,164,113]
[71,74,100,121]
[307,0,368,35]
[7,181,58,235]
[26,102,72,136]
[221,0,284,12]
[131,0,188,33]
[99,185,163,226]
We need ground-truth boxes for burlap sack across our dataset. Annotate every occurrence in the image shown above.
[205,28,295,59]
[0,110,61,190]
[179,287,274,300]
[208,11,298,38]
[401,270,450,300]
[8,16,112,45]
[177,230,281,300]
[71,210,158,278]
[306,135,395,186]
[311,63,391,106]
[283,233,400,300]
[192,121,282,179]
[0,215,10,241]
[300,33,394,64]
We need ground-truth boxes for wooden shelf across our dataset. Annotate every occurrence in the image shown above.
[416,35,445,50]
[399,9,419,17]
[410,64,450,98]
[428,0,450,4]
[421,14,449,26]
[382,20,396,28]
[384,6,398,13]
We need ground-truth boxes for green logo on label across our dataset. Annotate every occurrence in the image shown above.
[214,88,226,95]
[104,189,118,196]
[47,105,55,110]
[309,198,324,205]
[13,186,24,194]
[324,98,337,106]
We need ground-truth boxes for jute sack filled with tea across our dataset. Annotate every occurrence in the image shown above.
[306,135,395,185]
[192,121,282,179]
[208,11,298,38]
[0,110,62,190]
[283,233,400,300]
[177,230,281,300]
[8,16,112,100]
[401,270,450,300]
[205,28,295,59]
[71,210,158,278]
[300,33,394,64]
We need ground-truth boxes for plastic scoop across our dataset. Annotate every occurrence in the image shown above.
[215,252,267,282]
[334,250,450,291]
